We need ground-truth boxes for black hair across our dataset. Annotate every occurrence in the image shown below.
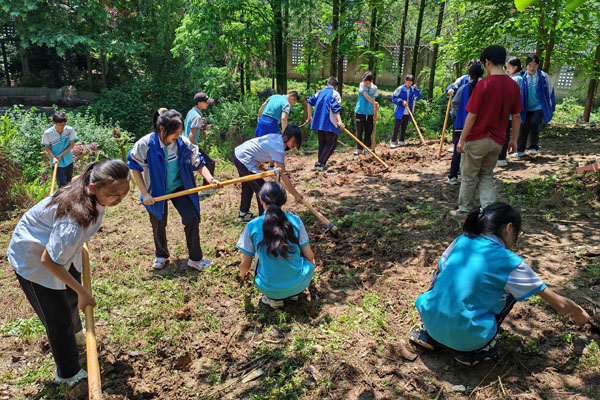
[468,58,480,68]
[526,55,540,66]
[288,91,300,101]
[327,76,339,87]
[258,182,299,259]
[468,62,484,96]
[405,74,415,82]
[47,159,130,228]
[152,107,168,130]
[362,71,374,82]
[463,202,522,245]
[282,124,302,148]
[480,45,507,66]
[52,112,67,123]
[507,57,523,73]
[155,109,183,142]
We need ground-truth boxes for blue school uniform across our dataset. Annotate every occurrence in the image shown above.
[41,126,78,167]
[521,70,555,124]
[446,75,470,116]
[306,86,342,134]
[127,132,206,220]
[391,85,422,119]
[451,82,474,130]
[255,95,291,137]
[183,107,203,145]
[415,234,546,352]
[237,212,314,299]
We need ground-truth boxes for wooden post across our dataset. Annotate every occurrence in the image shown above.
[50,163,58,194]
[437,93,453,158]
[405,106,426,145]
[81,243,102,400]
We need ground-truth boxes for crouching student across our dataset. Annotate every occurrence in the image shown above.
[255,91,300,137]
[237,182,315,309]
[7,159,130,387]
[128,109,219,271]
[410,202,589,366]
[233,125,304,222]
[390,75,422,147]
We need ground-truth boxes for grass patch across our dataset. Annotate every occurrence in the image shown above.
[580,341,600,372]
[0,316,45,338]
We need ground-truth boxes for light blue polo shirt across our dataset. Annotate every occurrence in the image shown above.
[183,107,203,144]
[237,212,314,300]
[415,234,546,352]
[355,82,379,115]
[41,125,78,167]
[526,73,542,111]
[262,95,291,122]
[162,141,182,194]
[7,196,106,290]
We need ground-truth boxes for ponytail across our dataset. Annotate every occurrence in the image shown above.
[47,159,129,228]
[258,182,299,259]
[468,62,484,96]
[463,202,522,243]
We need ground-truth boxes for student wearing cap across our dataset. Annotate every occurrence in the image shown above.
[255,92,300,137]
[184,92,216,186]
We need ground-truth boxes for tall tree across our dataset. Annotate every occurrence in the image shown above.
[428,0,446,99]
[397,0,410,86]
[367,0,380,74]
[411,0,426,78]
[336,0,346,98]
[272,0,287,93]
[584,43,600,122]
[330,0,340,77]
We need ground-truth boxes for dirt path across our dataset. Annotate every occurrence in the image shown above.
[1,125,599,399]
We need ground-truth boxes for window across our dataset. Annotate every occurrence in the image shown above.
[291,40,303,66]
[556,65,575,90]
[343,57,347,73]
[391,47,406,74]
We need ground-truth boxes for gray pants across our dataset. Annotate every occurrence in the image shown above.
[149,188,203,261]
[458,137,502,213]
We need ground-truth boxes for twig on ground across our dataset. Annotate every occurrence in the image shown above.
[498,375,507,397]
[434,387,444,400]
[469,351,512,397]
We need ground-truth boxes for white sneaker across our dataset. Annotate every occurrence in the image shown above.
[398,141,406,146]
[261,295,284,309]
[236,211,255,222]
[496,159,508,167]
[75,330,86,347]
[55,369,87,386]
[188,259,210,272]
[528,149,539,155]
[152,257,169,270]
[363,149,370,156]
[516,152,526,157]
[390,141,398,149]
[447,177,459,185]
[353,149,361,155]
[287,295,299,301]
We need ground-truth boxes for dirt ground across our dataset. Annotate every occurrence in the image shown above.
[1,124,599,399]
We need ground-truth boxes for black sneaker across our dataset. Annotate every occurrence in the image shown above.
[313,162,322,170]
[455,340,498,366]
[409,326,436,350]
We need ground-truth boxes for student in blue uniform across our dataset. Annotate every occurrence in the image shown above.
[446,62,484,185]
[410,202,589,366]
[305,77,345,171]
[128,109,219,271]
[255,92,300,137]
[497,57,524,167]
[354,71,379,155]
[42,112,78,187]
[514,55,556,157]
[233,125,304,221]
[237,181,315,309]
[183,93,217,186]
[7,159,130,387]
[390,75,422,147]
[446,59,479,98]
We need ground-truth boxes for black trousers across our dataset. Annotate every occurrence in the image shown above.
[392,115,411,142]
[56,163,74,187]
[233,154,265,215]
[198,148,216,186]
[498,123,512,161]
[317,130,338,165]
[517,110,543,152]
[355,113,374,149]
[448,130,462,179]
[149,186,203,261]
[16,265,82,379]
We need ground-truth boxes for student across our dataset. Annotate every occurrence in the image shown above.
[128,109,219,271]
[497,57,524,167]
[390,75,422,147]
[446,59,479,98]
[255,91,300,137]
[452,45,522,217]
[305,77,345,171]
[514,55,556,157]
[237,181,315,309]
[233,125,304,221]
[42,112,78,187]
[7,159,130,386]
[411,202,589,366]
[447,62,484,185]
[354,71,379,155]
[183,92,217,186]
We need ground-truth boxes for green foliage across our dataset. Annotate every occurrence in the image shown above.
[0,112,20,150]
[553,96,600,124]
[580,341,600,372]
[0,317,45,338]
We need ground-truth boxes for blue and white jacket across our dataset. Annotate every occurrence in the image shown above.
[127,132,205,220]
[392,85,422,119]
[306,86,342,134]
[521,70,555,124]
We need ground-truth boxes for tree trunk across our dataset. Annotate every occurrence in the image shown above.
[536,12,545,64]
[306,0,313,90]
[336,0,346,98]
[397,0,410,86]
[367,0,378,74]
[330,0,339,77]
[271,36,276,89]
[411,0,426,78]
[273,0,286,93]
[18,47,31,82]
[86,51,93,90]
[428,0,446,99]
[584,43,600,122]
[246,64,251,94]
[283,0,289,93]
[101,52,108,88]
[240,63,245,96]
[542,9,559,73]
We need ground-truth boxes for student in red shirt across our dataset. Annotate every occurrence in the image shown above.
[451,45,523,217]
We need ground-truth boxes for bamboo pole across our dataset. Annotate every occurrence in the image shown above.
[152,169,280,202]
[437,93,453,158]
[340,126,390,170]
[81,243,102,400]
[405,106,426,145]
[371,103,379,152]
[50,163,58,194]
